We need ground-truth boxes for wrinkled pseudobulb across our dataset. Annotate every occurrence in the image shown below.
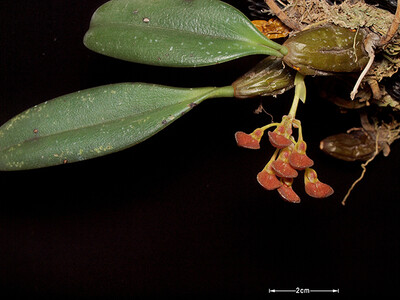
[320,130,377,161]
[283,25,369,76]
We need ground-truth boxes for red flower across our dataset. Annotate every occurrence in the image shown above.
[271,148,298,178]
[277,178,300,203]
[289,140,314,170]
[268,116,294,149]
[235,128,264,149]
[268,130,293,149]
[257,166,282,190]
[304,168,334,198]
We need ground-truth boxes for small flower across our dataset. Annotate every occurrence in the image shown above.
[268,130,293,149]
[277,178,300,203]
[304,168,334,198]
[257,164,282,190]
[235,128,264,149]
[289,140,314,170]
[268,115,294,149]
[271,147,298,178]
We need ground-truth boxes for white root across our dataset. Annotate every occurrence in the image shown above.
[350,33,379,100]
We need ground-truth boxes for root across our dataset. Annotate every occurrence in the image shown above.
[341,152,377,206]
[350,33,379,100]
[342,131,379,206]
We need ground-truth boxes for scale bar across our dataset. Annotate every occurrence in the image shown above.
[269,288,339,293]
[310,289,339,293]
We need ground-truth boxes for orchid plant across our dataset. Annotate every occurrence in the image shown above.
[1,0,398,203]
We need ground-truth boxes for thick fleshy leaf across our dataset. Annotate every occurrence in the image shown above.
[0,83,233,171]
[83,0,287,67]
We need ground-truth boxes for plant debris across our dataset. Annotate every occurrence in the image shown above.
[265,0,400,106]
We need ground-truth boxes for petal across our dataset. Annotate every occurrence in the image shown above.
[277,184,301,203]
[235,131,260,149]
[289,151,314,170]
[305,181,334,198]
[257,170,282,190]
[268,131,293,149]
[271,160,298,178]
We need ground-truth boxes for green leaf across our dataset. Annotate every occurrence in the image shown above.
[0,83,234,171]
[83,0,287,67]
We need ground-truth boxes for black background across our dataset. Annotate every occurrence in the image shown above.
[0,0,399,298]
